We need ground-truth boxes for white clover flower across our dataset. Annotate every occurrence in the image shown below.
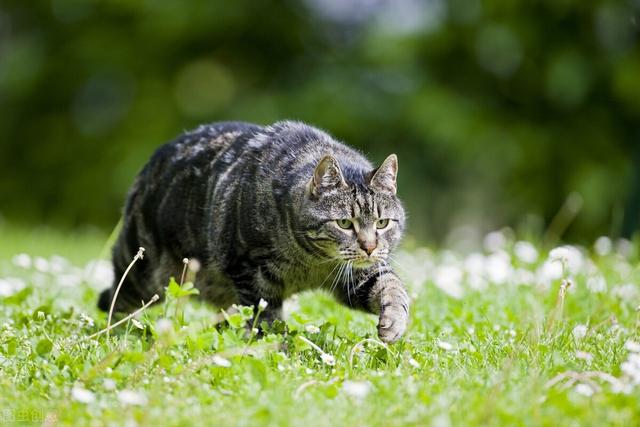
[408,358,420,368]
[464,253,485,276]
[396,248,432,286]
[0,278,26,297]
[103,379,116,390]
[572,324,588,340]
[575,351,593,363]
[282,295,300,319]
[466,274,488,291]
[621,353,640,385]
[614,260,632,278]
[586,276,607,293]
[548,246,584,275]
[513,269,535,286]
[212,355,232,367]
[71,385,96,403]
[155,318,173,334]
[594,236,612,256]
[320,353,336,366]
[484,231,507,252]
[485,251,512,284]
[611,381,633,395]
[612,284,638,300]
[12,253,31,269]
[437,340,454,351]
[84,260,115,289]
[188,258,202,273]
[342,380,371,399]
[34,257,50,273]
[574,383,594,397]
[258,298,269,311]
[514,241,538,264]
[432,414,451,427]
[79,313,95,328]
[616,238,633,258]
[625,340,640,353]
[549,247,570,263]
[49,255,70,273]
[305,325,320,334]
[117,390,148,406]
[537,260,564,286]
[433,264,464,299]
[56,273,82,288]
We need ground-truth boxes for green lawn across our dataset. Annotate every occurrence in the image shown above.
[1,226,639,426]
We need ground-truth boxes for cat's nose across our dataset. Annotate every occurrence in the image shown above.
[359,240,377,256]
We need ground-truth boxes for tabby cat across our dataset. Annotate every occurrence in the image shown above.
[98,121,409,343]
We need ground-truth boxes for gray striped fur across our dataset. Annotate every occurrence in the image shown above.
[98,121,409,342]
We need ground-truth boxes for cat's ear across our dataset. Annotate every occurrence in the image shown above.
[368,154,398,195]
[310,155,347,196]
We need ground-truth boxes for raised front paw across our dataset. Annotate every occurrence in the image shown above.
[377,303,408,343]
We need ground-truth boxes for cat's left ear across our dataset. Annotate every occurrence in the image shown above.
[368,154,398,195]
[310,155,347,196]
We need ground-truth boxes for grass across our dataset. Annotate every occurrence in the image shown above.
[1,226,640,426]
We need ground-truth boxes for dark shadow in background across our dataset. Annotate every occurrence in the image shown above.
[0,0,638,244]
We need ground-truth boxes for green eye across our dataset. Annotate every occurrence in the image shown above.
[336,219,353,229]
[376,218,390,229]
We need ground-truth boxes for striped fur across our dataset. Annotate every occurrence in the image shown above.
[98,121,409,342]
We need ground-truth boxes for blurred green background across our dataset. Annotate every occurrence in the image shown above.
[1,0,639,244]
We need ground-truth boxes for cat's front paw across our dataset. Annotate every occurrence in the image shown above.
[377,303,408,343]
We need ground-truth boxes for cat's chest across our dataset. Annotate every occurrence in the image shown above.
[278,262,336,297]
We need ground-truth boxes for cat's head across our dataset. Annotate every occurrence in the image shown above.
[300,154,405,269]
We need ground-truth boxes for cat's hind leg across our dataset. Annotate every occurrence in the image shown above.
[233,266,285,328]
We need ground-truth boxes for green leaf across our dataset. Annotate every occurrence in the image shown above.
[122,351,145,363]
[290,312,310,325]
[35,338,52,356]
[166,277,182,300]
[293,335,312,352]
[226,313,246,329]
[4,287,32,305]
[262,319,287,335]
[166,278,200,299]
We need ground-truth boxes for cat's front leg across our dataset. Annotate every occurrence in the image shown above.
[369,272,410,343]
[337,268,410,343]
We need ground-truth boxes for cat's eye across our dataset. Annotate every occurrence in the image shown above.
[376,218,390,229]
[336,219,353,229]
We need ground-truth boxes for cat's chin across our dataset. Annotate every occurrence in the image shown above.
[350,259,380,269]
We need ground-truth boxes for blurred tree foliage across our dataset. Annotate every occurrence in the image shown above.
[0,0,638,243]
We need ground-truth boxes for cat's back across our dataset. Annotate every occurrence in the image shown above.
[125,122,263,259]
[145,121,263,176]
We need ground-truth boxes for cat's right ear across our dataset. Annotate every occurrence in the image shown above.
[309,155,347,196]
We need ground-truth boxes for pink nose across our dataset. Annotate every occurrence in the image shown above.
[359,241,376,255]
